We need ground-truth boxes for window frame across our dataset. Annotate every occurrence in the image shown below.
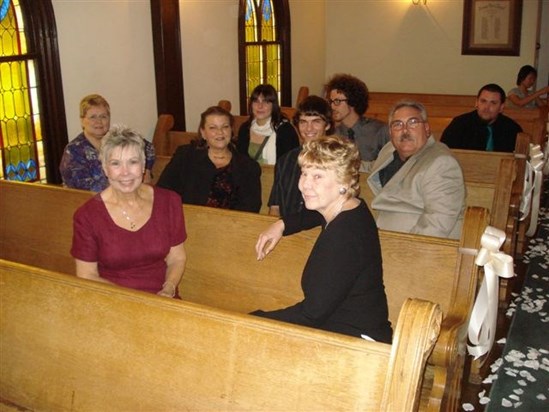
[0,0,68,184]
[238,0,292,115]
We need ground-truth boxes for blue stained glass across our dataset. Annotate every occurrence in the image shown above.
[245,0,253,22]
[0,0,9,22]
[262,0,271,22]
[6,159,37,181]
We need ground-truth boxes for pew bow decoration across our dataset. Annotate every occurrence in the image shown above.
[519,144,545,237]
[467,226,514,359]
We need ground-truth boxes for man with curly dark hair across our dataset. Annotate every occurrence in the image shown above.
[325,74,389,171]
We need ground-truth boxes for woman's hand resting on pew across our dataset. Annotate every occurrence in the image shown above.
[255,219,285,260]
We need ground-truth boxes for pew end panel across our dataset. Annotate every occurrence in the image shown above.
[0,259,441,412]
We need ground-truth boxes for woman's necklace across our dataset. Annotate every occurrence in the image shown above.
[120,208,137,230]
[119,200,142,230]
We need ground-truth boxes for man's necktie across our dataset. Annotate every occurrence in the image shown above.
[485,125,494,151]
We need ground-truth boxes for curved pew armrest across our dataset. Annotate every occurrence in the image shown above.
[382,298,442,411]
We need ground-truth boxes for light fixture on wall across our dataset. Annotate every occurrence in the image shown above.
[412,0,427,5]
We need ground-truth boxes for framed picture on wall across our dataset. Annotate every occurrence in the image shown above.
[462,0,523,56]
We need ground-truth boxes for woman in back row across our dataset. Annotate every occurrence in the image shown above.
[507,65,548,108]
[157,106,261,212]
[60,94,156,192]
[236,84,300,164]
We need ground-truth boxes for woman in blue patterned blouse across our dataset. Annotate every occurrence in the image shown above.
[59,94,155,192]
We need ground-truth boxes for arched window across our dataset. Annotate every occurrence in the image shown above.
[0,0,67,184]
[238,0,291,114]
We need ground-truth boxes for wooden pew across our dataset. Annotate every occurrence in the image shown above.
[0,180,489,410]
[179,205,488,412]
[367,92,548,145]
[0,259,441,412]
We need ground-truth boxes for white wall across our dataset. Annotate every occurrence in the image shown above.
[52,0,157,141]
[179,0,240,133]
[324,0,539,95]
[289,0,327,98]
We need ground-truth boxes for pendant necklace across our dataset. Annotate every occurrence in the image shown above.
[120,208,136,230]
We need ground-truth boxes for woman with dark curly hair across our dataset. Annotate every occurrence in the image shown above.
[236,84,300,164]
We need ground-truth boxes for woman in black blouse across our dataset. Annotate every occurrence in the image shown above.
[157,106,261,212]
[252,135,392,343]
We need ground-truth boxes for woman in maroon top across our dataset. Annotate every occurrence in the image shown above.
[71,125,187,297]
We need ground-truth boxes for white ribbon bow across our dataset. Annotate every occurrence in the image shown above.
[467,226,514,359]
[520,144,545,237]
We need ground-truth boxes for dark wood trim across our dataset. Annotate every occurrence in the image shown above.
[20,0,68,184]
[238,0,248,115]
[275,0,292,107]
[150,0,186,131]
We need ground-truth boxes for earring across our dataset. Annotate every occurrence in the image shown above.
[339,187,347,195]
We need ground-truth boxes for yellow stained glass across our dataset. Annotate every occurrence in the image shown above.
[0,0,44,182]
[243,0,281,104]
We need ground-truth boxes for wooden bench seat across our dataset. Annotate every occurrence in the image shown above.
[0,180,489,410]
[0,259,441,411]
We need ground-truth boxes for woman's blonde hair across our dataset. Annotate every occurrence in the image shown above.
[100,124,145,167]
[79,94,110,118]
[298,135,361,197]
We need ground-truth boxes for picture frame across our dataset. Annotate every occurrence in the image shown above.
[461,0,523,56]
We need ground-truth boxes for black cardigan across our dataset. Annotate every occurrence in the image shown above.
[156,144,262,213]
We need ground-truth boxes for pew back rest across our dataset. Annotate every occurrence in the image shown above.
[0,180,480,328]
[0,259,441,412]
[181,204,483,326]
[151,155,172,185]
[0,181,92,274]
[367,92,548,145]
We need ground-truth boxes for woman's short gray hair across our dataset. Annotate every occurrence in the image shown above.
[388,100,428,124]
[100,124,146,166]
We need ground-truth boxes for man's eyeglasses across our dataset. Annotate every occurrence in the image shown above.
[389,117,424,131]
[328,98,348,106]
[86,114,110,122]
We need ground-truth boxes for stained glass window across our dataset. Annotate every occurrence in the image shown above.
[240,0,290,112]
[0,0,45,182]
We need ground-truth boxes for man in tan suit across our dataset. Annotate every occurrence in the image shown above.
[367,100,465,239]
